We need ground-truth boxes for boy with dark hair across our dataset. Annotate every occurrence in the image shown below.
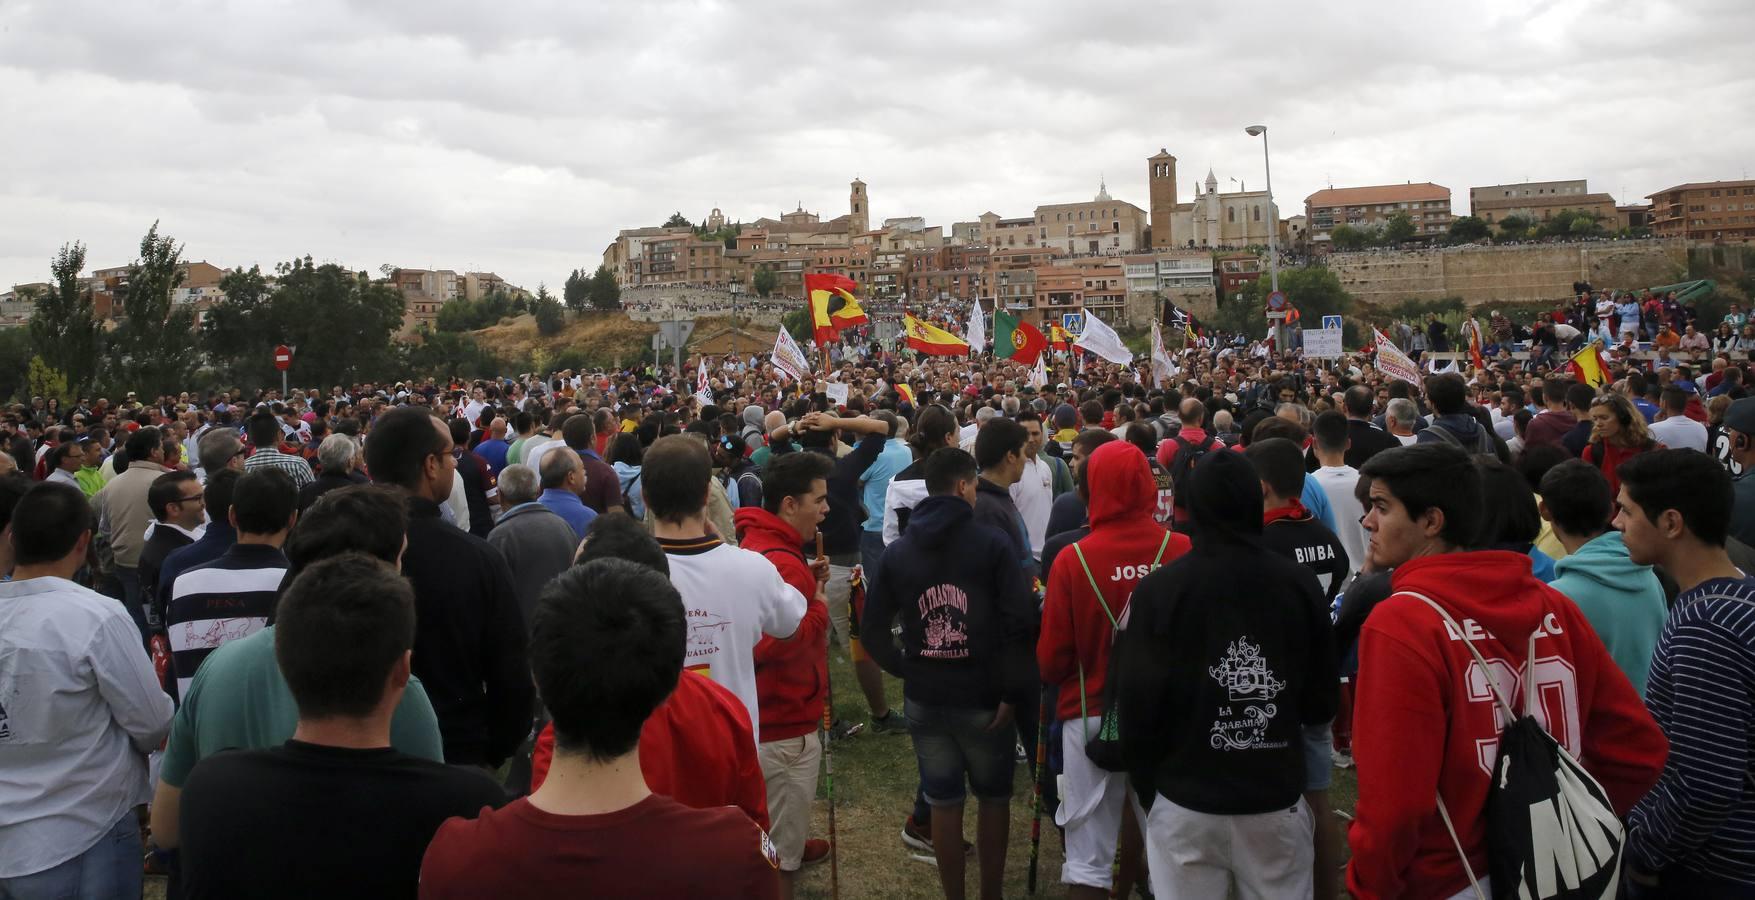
[1539,459,1666,695]
[422,560,781,899]
[177,554,502,900]
[164,468,298,699]
[1346,444,1665,897]
[644,434,807,743]
[863,447,1037,900]
[735,451,835,893]
[528,511,771,830]
[1247,437,1349,607]
[1118,450,1336,899]
[1617,450,1755,893]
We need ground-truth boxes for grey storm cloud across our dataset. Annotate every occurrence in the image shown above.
[2,0,1752,290]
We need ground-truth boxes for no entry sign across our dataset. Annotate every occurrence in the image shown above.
[273,345,293,371]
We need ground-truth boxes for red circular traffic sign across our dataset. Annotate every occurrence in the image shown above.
[273,345,293,371]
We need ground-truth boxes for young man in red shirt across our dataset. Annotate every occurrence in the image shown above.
[1039,441,1189,899]
[421,558,779,899]
[1347,443,1666,898]
[526,513,768,830]
[735,452,835,897]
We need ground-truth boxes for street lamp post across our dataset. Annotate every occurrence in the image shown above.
[1247,124,1283,348]
[729,280,742,360]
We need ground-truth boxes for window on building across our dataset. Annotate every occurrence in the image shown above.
[1228,207,1235,223]
[1253,205,1261,221]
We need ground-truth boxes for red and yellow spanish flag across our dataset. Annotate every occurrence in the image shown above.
[806,273,867,346]
[1568,342,1610,387]
[903,314,970,357]
[1049,323,1072,351]
[1468,321,1485,371]
[895,383,916,406]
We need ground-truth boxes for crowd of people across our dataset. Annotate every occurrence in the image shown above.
[4,301,1755,899]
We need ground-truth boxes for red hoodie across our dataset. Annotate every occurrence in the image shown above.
[1346,551,1666,899]
[1039,442,1190,721]
[734,506,831,742]
[530,670,770,831]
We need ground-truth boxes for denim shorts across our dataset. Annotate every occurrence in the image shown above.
[904,698,1017,806]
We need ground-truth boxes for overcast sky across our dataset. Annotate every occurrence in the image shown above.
[3,0,1751,293]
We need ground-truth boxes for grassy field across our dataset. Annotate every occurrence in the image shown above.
[147,651,1358,900]
[788,652,1359,899]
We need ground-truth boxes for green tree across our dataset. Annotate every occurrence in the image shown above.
[1382,212,1417,245]
[1447,215,1490,244]
[587,265,621,310]
[563,268,590,312]
[0,329,31,403]
[1497,215,1532,241]
[27,356,69,404]
[1329,224,1372,252]
[105,222,201,398]
[534,284,565,336]
[1536,209,1606,240]
[752,265,778,298]
[403,328,506,380]
[203,257,405,389]
[780,307,812,344]
[1240,266,1354,326]
[664,212,692,229]
[29,241,102,396]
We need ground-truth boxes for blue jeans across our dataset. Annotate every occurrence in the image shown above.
[905,699,1016,806]
[859,530,885,591]
[0,812,141,900]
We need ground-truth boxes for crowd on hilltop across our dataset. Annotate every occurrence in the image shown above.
[5,299,1755,899]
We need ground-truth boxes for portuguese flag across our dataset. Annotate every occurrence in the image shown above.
[903,314,970,356]
[992,310,1047,365]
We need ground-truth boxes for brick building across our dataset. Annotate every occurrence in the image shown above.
[1468,179,1617,225]
[1647,180,1755,242]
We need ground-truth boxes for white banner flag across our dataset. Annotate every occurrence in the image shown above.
[966,299,986,357]
[1031,354,1048,389]
[1150,322,1176,388]
[824,381,849,407]
[1074,313,1134,365]
[771,328,810,383]
[1372,327,1423,385]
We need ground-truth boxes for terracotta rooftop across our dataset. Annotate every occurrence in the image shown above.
[1306,183,1451,207]
[1647,179,1755,196]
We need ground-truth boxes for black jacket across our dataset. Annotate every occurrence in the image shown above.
[974,477,1037,587]
[773,431,886,557]
[1344,418,1402,470]
[862,495,1037,711]
[139,524,195,625]
[1261,506,1350,608]
[298,470,367,513]
[1117,451,1337,815]
[401,498,533,767]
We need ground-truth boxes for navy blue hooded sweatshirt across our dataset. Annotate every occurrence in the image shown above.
[861,494,1038,711]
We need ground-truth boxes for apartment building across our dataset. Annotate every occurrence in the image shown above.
[1033,181,1150,256]
[1647,180,1755,242]
[1305,183,1452,247]
[1468,179,1616,224]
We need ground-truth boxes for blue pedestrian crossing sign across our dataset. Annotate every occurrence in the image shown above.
[1321,315,1343,331]
[1062,312,1085,334]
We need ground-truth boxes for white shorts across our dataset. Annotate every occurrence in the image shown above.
[757,732,822,871]
[1055,715,1142,890]
[1144,793,1313,900]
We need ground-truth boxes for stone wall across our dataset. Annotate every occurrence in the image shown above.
[1326,239,1688,308]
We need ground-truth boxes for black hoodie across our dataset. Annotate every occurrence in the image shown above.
[861,494,1038,711]
[1116,450,1338,815]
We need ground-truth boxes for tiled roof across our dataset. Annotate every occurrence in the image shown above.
[1306,183,1450,207]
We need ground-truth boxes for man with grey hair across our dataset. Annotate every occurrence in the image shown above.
[487,464,578,629]
[196,427,246,483]
[1384,398,1420,446]
[299,433,365,512]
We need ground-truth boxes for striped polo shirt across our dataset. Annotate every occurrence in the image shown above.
[165,543,289,699]
[1628,575,1755,885]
